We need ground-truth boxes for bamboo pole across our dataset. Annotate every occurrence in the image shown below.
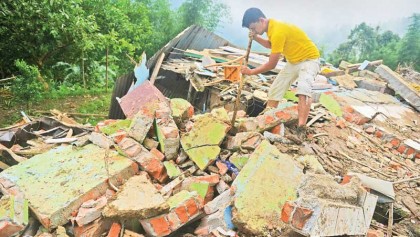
[231,35,253,126]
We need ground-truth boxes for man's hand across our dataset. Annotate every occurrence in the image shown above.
[248,30,255,40]
[241,66,253,75]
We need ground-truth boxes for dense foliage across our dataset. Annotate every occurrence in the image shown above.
[328,14,420,71]
[0,0,229,93]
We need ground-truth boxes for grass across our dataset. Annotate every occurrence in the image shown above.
[0,88,113,128]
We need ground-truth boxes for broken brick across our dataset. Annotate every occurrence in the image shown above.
[107,223,122,237]
[390,138,400,148]
[290,206,313,230]
[0,220,24,237]
[150,148,165,161]
[133,146,168,183]
[280,201,295,224]
[75,196,107,226]
[397,145,407,154]
[216,161,228,175]
[118,137,143,158]
[140,191,203,237]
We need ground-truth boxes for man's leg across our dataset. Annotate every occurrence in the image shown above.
[295,59,320,129]
[266,63,297,111]
[297,95,312,127]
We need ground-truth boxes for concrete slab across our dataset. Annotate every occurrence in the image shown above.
[282,174,378,236]
[375,65,420,111]
[0,144,137,229]
[103,172,169,219]
[181,115,230,170]
[232,140,303,235]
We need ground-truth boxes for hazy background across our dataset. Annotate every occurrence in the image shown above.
[171,0,420,56]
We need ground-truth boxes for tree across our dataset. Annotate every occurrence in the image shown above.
[399,13,420,71]
[11,60,44,110]
[176,0,230,32]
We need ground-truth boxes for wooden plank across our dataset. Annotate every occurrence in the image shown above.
[150,53,165,85]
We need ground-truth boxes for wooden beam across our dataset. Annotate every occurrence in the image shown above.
[150,53,165,85]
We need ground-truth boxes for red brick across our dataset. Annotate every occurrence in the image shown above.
[291,206,313,230]
[416,153,420,159]
[281,201,295,223]
[340,175,353,185]
[185,199,199,217]
[150,148,165,161]
[365,126,375,134]
[139,156,168,183]
[343,113,354,123]
[167,212,181,231]
[375,130,383,138]
[160,126,179,139]
[174,206,189,223]
[0,221,24,237]
[204,186,215,205]
[193,174,220,185]
[390,138,400,148]
[155,109,171,119]
[389,161,402,170]
[397,145,407,154]
[270,125,281,134]
[343,105,354,113]
[112,131,127,144]
[149,216,171,236]
[107,223,121,237]
[367,229,384,237]
[187,107,195,118]
[216,161,228,175]
[274,111,292,121]
[406,147,415,156]
[74,218,111,237]
[336,119,346,129]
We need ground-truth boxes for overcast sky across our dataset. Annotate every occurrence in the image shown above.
[172,0,420,55]
[214,0,420,54]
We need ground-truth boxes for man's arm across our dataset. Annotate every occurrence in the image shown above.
[241,53,281,75]
[253,35,271,49]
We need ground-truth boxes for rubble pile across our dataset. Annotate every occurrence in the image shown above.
[1,37,420,236]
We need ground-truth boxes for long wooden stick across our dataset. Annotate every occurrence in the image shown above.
[387,202,393,237]
[349,126,420,173]
[338,150,393,179]
[35,110,107,117]
[393,176,420,184]
[231,35,253,126]
[204,55,245,68]
[150,53,165,85]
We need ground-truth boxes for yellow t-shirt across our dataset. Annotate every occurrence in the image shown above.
[267,19,320,63]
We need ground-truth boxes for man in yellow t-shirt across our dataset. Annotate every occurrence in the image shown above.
[241,8,320,136]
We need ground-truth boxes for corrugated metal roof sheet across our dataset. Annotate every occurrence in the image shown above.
[147,25,235,69]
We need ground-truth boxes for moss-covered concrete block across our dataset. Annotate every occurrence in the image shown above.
[232,140,303,235]
[181,115,230,170]
[0,144,137,230]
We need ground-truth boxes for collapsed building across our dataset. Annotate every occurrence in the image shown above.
[0,26,419,237]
